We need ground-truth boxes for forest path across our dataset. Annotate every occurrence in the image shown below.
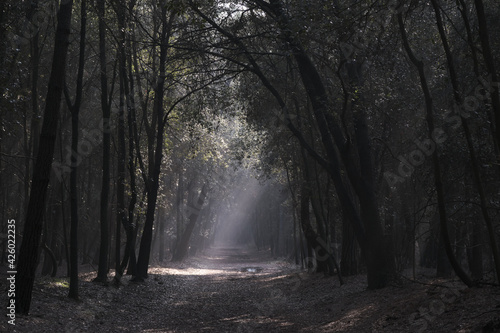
[10,246,500,332]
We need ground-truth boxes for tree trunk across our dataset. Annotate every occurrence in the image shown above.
[431,0,500,283]
[15,0,74,314]
[64,0,87,299]
[341,217,358,276]
[134,8,175,280]
[113,0,130,284]
[261,0,392,288]
[159,206,165,262]
[473,0,500,152]
[172,184,208,262]
[470,219,483,280]
[299,178,344,285]
[122,2,139,275]
[95,0,111,284]
[398,12,473,287]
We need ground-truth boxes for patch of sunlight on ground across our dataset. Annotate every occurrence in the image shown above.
[156,267,229,276]
[44,278,69,288]
[235,316,295,327]
[320,304,376,331]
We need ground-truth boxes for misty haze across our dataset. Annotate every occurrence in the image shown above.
[1,0,500,332]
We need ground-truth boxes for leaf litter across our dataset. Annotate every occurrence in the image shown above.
[2,247,500,332]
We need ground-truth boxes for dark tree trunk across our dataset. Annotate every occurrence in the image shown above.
[469,219,483,280]
[303,151,341,278]
[64,0,87,299]
[175,171,184,255]
[473,0,500,152]
[398,12,473,287]
[42,244,57,277]
[251,0,392,288]
[27,0,41,219]
[122,2,139,275]
[15,0,74,314]
[172,184,208,262]
[95,0,111,284]
[436,230,452,277]
[341,217,359,276]
[299,179,344,285]
[60,177,70,276]
[114,0,128,283]
[431,0,500,283]
[134,8,174,280]
[159,206,165,262]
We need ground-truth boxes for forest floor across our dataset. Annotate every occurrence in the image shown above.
[2,247,500,332]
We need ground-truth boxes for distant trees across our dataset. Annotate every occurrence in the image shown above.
[183,0,500,287]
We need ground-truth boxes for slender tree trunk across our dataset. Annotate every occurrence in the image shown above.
[15,0,74,314]
[95,0,111,283]
[63,0,87,300]
[25,1,40,221]
[159,206,165,262]
[122,5,139,274]
[60,168,70,277]
[341,217,358,276]
[303,151,340,278]
[113,0,129,283]
[431,0,500,283]
[134,8,175,280]
[265,0,391,288]
[473,0,500,152]
[470,219,483,280]
[299,172,344,285]
[175,171,184,254]
[172,184,208,262]
[398,12,473,287]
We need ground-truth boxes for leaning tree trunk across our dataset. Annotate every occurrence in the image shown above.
[15,0,74,314]
[134,7,174,281]
[431,0,500,283]
[299,175,344,285]
[94,0,111,283]
[302,149,342,280]
[398,12,473,287]
[265,0,393,288]
[473,0,500,152]
[172,183,208,262]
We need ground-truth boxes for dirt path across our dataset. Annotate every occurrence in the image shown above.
[6,247,500,332]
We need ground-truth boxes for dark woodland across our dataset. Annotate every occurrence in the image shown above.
[1,0,500,332]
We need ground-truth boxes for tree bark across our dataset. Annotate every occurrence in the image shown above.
[122,4,139,275]
[267,0,392,288]
[65,0,87,299]
[134,8,175,280]
[431,0,500,283]
[473,0,500,152]
[95,0,111,284]
[114,0,128,283]
[15,0,74,314]
[172,183,208,262]
[398,11,473,287]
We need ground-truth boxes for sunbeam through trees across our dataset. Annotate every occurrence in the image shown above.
[1,0,500,331]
